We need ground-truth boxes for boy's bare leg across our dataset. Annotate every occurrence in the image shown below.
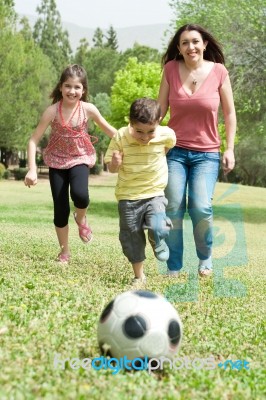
[132,262,145,279]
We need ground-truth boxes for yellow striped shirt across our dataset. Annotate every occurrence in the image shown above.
[104,125,176,200]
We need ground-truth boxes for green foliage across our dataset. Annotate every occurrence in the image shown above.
[218,123,239,154]
[3,169,11,180]
[19,158,27,168]
[90,163,103,175]
[233,136,266,187]
[92,26,119,50]
[92,27,104,48]
[75,37,90,66]
[82,48,121,96]
[121,43,161,65]
[0,0,16,29]
[105,25,118,51]
[91,93,113,160]
[18,16,33,41]
[74,27,119,98]
[0,27,55,150]
[12,167,28,180]
[33,0,72,71]
[0,162,5,179]
[74,40,161,106]
[110,57,162,127]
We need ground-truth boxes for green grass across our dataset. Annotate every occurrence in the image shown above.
[0,176,265,399]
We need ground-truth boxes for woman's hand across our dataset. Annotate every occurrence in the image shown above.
[222,149,235,175]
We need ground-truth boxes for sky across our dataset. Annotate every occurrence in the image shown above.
[14,0,174,29]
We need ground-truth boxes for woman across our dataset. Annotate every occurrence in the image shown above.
[158,24,236,276]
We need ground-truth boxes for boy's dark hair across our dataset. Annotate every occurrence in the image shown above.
[50,64,89,104]
[129,98,161,125]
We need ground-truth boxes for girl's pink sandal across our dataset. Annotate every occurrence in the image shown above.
[73,212,93,243]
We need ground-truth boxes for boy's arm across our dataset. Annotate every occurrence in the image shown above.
[104,133,123,173]
[107,151,123,173]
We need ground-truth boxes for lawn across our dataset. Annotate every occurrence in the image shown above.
[0,174,265,400]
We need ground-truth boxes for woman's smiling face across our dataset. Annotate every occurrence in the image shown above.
[178,30,208,62]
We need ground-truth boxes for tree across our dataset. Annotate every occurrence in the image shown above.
[33,0,72,71]
[0,0,56,159]
[82,47,121,96]
[18,16,33,41]
[0,0,16,29]
[233,136,266,187]
[0,28,55,157]
[110,57,162,128]
[121,43,161,65]
[92,27,104,48]
[91,93,113,165]
[75,38,90,66]
[105,25,118,50]
[0,0,56,166]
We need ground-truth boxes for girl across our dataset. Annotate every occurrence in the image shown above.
[24,64,117,263]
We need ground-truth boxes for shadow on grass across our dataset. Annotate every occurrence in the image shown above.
[213,205,266,224]
[90,203,266,223]
[2,201,265,225]
[89,201,118,218]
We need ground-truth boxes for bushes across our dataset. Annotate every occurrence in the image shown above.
[90,163,103,175]
[0,163,6,179]
[0,164,27,180]
[19,158,27,168]
[0,164,103,180]
[13,168,28,180]
[0,163,13,180]
[3,169,12,180]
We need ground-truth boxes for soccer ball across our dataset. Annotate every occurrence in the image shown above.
[97,290,182,360]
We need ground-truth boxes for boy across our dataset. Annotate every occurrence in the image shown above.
[104,98,176,287]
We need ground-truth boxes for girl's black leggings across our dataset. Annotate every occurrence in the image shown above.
[49,164,89,228]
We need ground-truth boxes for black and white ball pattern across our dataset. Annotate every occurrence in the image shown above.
[97,290,182,360]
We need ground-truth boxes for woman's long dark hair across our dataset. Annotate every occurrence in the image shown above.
[161,24,225,66]
[50,64,89,104]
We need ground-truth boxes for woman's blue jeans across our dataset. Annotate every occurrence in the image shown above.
[165,147,220,271]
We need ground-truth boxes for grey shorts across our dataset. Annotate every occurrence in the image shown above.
[118,196,171,264]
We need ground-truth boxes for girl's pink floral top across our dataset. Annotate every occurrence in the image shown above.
[43,101,96,169]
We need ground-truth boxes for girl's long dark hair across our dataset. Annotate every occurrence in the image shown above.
[161,24,225,66]
[50,64,89,104]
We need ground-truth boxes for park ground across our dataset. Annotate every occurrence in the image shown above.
[0,173,265,399]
